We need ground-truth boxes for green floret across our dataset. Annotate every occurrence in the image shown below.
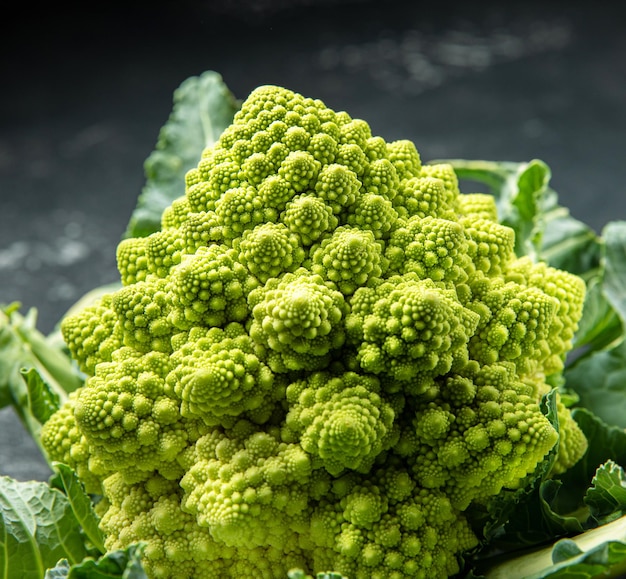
[335,143,370,178]
[234,222,306,283]
[385,216,473,284]
[215,185,275,241]
[281,194,339,246]
[339,118,372,148]
[386,139,422,180]
[280,150,322,193]
[362,158,399,198]
[410,361,559,509]
[346,274,480,388]
[257,174,297,211]
[308,471,479,578]
[72,349,195,480]
[419,163,460,207]
[117,237,150,285]
[99,473,229,579]
[523,377,589,476]
[461,216,516,276]
[505,256,586,374]
[61,293,122,375]
[167,245,254,329]
[283,372,397,475]
[345,192,398,239]
[467,272,558,375]
[248,270,349,372]
[393,176,456,220]
[180,211,223,253]
[241,151,273,185]
[551,393,589,475]
[181,422,312,549]
[40,393,104,494]
[308,132,338,165]
[112,279,174,354]
[310,226,386,295]
[314,163,361,215]
[186,180,222,213]
[161,196,191,229]
[145,228,185,278]
[205,159,242,194]
[457,192,499,221]
[167,324,275,426]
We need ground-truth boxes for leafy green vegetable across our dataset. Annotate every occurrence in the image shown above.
[124,70,240,238]
[0,476,88,579]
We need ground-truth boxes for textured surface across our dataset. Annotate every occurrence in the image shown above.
[1,0,625,481]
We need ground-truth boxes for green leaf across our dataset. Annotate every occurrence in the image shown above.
[538,191,602,278]
[0,306,84,465]
[125,70,239,238]
[552,408,626,516]
[509,159,551,256]
[51,463,105,555]
[44,544,147,579]
[585,461,626,524]
[11,308,83,396]
[43,560,70,579]
[564,340,626,429]
[0,305,25,410]
[0,476,88,579]
[570,276,623,355]
[602,221,626,329]
[21,368,61,428]
[564,221,626,361]
[0,305,82,420]
[551,538,583,563]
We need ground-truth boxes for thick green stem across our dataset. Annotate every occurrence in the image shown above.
[480,515,626,579]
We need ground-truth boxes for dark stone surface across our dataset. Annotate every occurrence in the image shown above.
[1,0,625,481]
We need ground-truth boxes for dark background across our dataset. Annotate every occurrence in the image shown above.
[1,0,625,481]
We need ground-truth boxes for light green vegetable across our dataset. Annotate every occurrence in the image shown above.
[38,84,591,578]
[2,72,626,579]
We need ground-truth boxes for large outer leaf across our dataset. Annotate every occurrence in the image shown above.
[124,70,239,238]
[564,340,626,429]
[0,476,88,579]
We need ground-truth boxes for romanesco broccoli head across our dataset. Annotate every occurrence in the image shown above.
[42,84,588,578]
